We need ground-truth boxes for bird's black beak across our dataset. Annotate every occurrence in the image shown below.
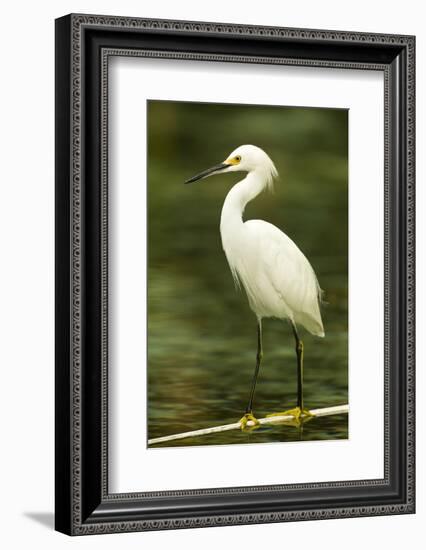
[184,163,229,184]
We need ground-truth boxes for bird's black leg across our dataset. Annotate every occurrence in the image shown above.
[266,322,314,422]
[239,319,262,429]
[247,319,263,413]
[291,322,304,410]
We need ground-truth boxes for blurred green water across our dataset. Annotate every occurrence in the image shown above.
[147,100,348,447]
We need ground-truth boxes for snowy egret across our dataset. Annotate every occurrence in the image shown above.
[185,145,324,429]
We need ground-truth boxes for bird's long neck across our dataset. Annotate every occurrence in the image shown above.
[220,171,265,235]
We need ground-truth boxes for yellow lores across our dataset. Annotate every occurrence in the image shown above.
[185,145,324,430]
[224,154,242,166]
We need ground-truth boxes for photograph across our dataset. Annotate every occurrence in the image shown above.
[147,99,349,447]
[53,12,415,536]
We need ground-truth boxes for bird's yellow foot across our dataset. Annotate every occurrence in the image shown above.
[266,407,315,421]
[239,412,260,431]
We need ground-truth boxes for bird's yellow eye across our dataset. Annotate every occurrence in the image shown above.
[225,155,242,166]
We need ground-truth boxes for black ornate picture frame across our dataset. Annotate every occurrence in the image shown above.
[55,13,415,535]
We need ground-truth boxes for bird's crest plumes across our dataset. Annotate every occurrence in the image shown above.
[248,145,279,193]
[226,144,278,193]
[264,156,279,193]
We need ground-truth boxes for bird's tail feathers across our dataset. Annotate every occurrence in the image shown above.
[317,286,329,306]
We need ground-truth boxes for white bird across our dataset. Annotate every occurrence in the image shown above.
[185,145,324,429]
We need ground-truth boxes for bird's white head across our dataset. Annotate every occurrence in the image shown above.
[185,144,278,191]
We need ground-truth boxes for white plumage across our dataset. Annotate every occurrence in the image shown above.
[219,145,324,337]
[185,144,324,425]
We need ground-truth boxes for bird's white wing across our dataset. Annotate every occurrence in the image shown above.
[244,220,324,336]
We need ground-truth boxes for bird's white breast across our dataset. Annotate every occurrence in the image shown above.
[219,174,324,336]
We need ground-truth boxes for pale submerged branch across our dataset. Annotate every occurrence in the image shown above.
[148,404,349,446]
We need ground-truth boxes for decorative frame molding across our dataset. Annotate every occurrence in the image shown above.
[55,13,415,535]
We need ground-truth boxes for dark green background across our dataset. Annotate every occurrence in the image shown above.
[147,100,348,447]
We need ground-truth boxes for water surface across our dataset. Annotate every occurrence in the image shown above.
[147,101,348,447]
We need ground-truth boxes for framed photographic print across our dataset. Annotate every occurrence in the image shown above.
[55,14,415,535]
